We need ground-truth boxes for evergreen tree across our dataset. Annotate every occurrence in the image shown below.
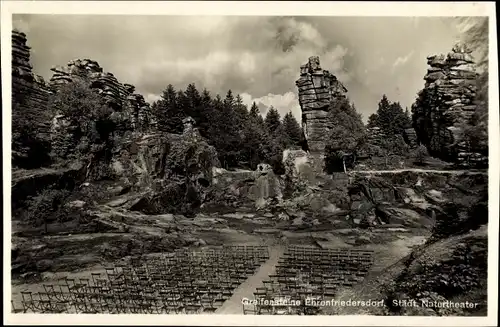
[264,106,281,133]
[367,113,379,128]
[372,95,412,135]
[208,90,242,168]
[405,107,411,122]
[184,83,202,123]
[249,102,265,126]
[282,111,303,147]
[155,84,185,134]
[242,116,268,169]
[224,89,234,109]
[249,102,260,119]
[234,94,249,123]
[196,88,213,138]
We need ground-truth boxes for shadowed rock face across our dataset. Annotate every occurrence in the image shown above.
[296,56,348,153]
[12,30,53,168]
[412,43,486,167]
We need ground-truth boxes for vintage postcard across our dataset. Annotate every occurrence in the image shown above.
[2,1,498,326]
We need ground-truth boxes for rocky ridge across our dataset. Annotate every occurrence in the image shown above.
[412,43,486,167]
[49,59,155,133]
[296,56,348,153]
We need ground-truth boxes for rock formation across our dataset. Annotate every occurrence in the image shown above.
[11,30,53,167]
[110,119,219,216]
[412,43,486,166]
[403,128,418,148]
[296,56,348,153]
[49,59,155,133]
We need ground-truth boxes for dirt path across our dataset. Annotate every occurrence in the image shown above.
[216,245,285,314]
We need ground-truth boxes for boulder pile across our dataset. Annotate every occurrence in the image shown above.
[296,56,348,153]
[412,43,486,166]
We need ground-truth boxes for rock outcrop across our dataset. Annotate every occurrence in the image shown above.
[412,43,486,166]
[12,30,53,168]
[49,59,155,132]
[403,128,418,148]
[296,56,348,153]
[112,119,220,216]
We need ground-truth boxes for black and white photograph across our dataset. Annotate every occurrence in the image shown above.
[2,1,498,326]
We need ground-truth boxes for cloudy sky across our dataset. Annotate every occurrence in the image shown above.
[13,15,470,122]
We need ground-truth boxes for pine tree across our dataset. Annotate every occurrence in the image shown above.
[242,116,268,169]
[405,107,411,122]
[208,90,242,168]
[250,102,265,126]
[249,102,260,119]
[234,94,249,123]
[184,83,202,123]
[367,113,379,128]
[155,84,185,133]
[372,95,411,135]
[282,111,303,147]
[264,106,281,134]
[224,89,234,109]
[197,88,213,138]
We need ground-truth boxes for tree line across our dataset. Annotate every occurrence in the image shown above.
[151,84,304,173]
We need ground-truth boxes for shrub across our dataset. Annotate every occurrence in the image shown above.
[412,145,429,165]
[25,189,71,233]
[48,79,115,162]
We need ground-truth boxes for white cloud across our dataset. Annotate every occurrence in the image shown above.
[392,50,415,69]
[144,93,161,104]
[240,92,302,123]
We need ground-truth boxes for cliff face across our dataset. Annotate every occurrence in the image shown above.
[412,43,486,166]
[296,56,348,153]
[11,30,53,168]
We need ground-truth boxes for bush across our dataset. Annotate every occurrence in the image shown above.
[412,145,429,165]
[380,135,410,156]
[25,189,71,232]
[48,79,115,162]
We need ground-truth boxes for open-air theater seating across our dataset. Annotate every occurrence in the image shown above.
[14,245,270,314]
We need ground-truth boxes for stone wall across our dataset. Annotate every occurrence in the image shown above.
[49,59,155,132]
[296,56,347,153]
[412,43,486,166]
[11,29,53,167]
